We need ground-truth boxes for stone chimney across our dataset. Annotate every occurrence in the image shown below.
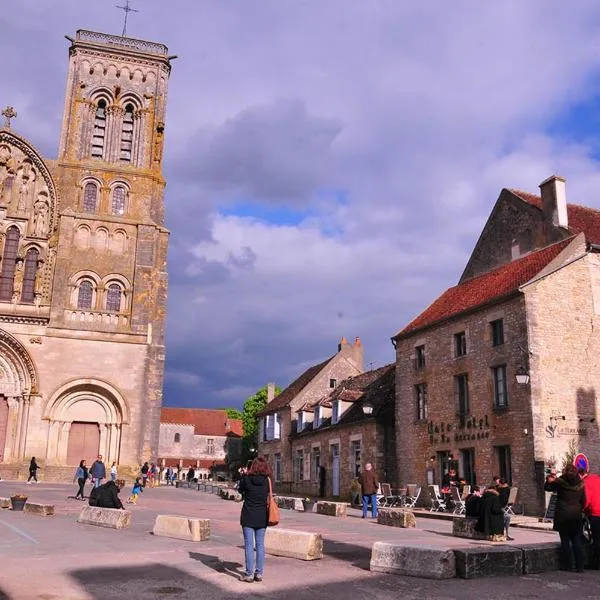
[539,175,568,229]
[266,382,276,403]
[338,336,364,370]
[337,337,348,352]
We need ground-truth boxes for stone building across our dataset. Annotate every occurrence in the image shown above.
[289,364,396,500]
[158,408,243,479]
[393,176,600,514]
[0,30,173,479]
[257,337,364,492]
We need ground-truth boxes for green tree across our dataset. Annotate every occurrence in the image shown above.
[242,384,281,449]
[561,439,578,471]
[224,407,243,420]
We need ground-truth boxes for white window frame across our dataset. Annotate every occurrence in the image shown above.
[314,406,321,428]
[273,412,281,439]
[332,400,340,424]
[298,412,304,432]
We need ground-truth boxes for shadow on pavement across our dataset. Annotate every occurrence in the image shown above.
[189,552,243,579]
[0,588,11,600]
[322,539,371,570]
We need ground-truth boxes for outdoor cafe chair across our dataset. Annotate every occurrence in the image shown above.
[404,485,421,509]
[504,486,518,516]
[450,486,466,514]
[429,485,447,512]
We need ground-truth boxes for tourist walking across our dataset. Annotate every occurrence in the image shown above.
[358,462,379,519]
[148,463,157,487]
[583,469,600,569]
[545,465,586,572]
[90,455,106,488]
[475,485,504,538]
[497,478,514,540]
[238,457,271,583]
[127,477,144,504]
[74,460,89,500]
[186,466,195,484]
[110,462,118,482]
[27,456,39,483]
[166,466,174,485]
[141,462,149,487]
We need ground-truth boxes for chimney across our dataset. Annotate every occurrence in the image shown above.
[539,175,568,229]
[338,337,348,352]
[267,382,275,403]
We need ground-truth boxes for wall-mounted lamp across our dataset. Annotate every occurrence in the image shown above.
[361,401,374,416]
[515,367,530,385]
[515,345,534,385]
[523,428,528,435]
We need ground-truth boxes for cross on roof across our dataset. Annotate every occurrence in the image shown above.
[116,0,138,37]
[1,106,16,129]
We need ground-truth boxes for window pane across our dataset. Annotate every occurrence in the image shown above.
[106,283,121,311]
[83,183,97,212]
[77,281,93,309]
[0,227,20,302]
[112,186,126,216]
[91,101,106,159]
[21,247,39,303]
[120,105,134,163]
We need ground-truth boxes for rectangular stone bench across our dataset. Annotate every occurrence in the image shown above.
[519,542,561,574]
[377,508,416,528]
[153,515,210,542]
[454,546,522,579]
[77,506,131,529]
[0,497,10,509]
[276,497,297,510]
[370,542,455,579]
[265,527,322,560]
[24,502,55,516]
[452,517,506,542]
[316,501,347,517]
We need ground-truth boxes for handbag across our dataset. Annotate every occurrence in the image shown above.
[267,476,280,527]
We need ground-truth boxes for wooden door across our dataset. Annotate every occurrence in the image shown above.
[0,396,8,462]
[66,422,100,465]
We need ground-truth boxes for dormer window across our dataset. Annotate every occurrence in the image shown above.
[329,378,337,388]
[332,400,340,424]
[314,406,321,428]
[298,412,304,432]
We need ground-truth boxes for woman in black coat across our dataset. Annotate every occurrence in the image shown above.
[475,486,504,537]
[238,457,271,583]
[545,465,586,572]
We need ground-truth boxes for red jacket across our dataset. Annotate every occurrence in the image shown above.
[584,474,600,516]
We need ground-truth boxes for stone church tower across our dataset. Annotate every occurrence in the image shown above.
[0,30,173,478]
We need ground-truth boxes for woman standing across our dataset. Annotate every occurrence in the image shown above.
[27,456,39,483]
[110,462,118,482]
[238,457,271,583]
[545,465,586,572]
[74,460,89,500]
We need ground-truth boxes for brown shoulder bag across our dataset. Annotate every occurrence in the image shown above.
[267,476,280,526]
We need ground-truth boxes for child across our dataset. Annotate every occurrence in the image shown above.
[127,477,144,504]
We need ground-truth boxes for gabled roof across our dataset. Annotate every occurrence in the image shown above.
[510,189,600,244]
[394,238,572,339]
[160,407,243,437]
[258,356,334,416]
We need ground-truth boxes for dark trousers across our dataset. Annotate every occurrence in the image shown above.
[76,477,86,499]
[27,471,37,482]
[589,516,600,568]
[559,528,585,571]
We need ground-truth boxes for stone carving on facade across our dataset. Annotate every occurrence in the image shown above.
[16,161,36,212]
[29,337,42,345]
[12,260,23,304]
[33,193,50,237]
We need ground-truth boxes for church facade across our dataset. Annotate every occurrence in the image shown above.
[0,30,172,478]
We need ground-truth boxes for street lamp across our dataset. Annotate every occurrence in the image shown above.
[361,400,374,416]
[515,345,533,385]
[515,366,530,385]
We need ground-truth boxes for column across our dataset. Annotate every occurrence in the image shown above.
[4,397,19,461]
[18,395,30,459]
[57,421,71,464]
[99,423,109,460]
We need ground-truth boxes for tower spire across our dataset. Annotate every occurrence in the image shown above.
[116,0,138,37]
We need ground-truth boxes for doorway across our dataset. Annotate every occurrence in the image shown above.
[66,422,100,465]
[331,444,340,497]
[460,448,476,486]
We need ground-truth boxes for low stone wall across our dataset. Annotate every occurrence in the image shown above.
[0,497,10,509]
[316,501,347,517]
[454,546,523,579]
[24,502,55,516]
[452,517,506,542]
[219,489,242,502]
[77,506,131,529]
[153,515,210,542]
[377,508,416,528]
[370,542,456,579]
[265,527,323,560]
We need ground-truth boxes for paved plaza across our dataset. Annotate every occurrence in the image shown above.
[0,481,597,599]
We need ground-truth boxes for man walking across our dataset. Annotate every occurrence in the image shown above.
[90,455,106,489]
[358,462,379,519]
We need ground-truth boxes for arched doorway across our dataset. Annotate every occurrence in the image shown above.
[66,422,100,465]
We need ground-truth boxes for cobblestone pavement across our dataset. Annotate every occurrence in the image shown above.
[0,481,597,600]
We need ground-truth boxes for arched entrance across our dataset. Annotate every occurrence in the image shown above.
[44,379,128,466]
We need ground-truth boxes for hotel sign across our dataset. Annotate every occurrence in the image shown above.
[427,415,491,446]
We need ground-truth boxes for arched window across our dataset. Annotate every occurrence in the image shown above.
[21,247,39,304]
[91,99,107,159]
[120,104,134,163]
[83,182,98,213]
[106,283,122,312]
[0,227,20,302]
[77,280,94,310]
[174,433,181,443]
[111,186,127,216]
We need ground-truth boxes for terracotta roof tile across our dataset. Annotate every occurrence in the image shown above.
[160,408,243,437]
[395,239,571,338]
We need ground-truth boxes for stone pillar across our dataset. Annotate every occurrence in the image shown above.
[99,423,110,460]
[132,111,144,167]
[18,395,30,459]
[58,421,72,464]
[4,397,19,461]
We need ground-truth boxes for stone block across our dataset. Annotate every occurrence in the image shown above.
[265,527,323,560]
[77,506,131,529]
[24,502,55,516]
[0,497,10,509]
[519,542,561,574]
[370,542,455,579]
[197,484,206,492]
[153,515,210,542]
[454,546,523,579]
[377,508,416,528]
[316,501,347,517]
[276,497,296,510]
[452,517,506,541]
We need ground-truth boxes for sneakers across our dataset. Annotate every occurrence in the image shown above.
[240,575,254,583]
[254,574,263,582]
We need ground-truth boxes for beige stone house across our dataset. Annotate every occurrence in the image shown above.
[0,30,172,479]
[393,175,600,514]
[158,408,243,480]
[290,364,396,500]
[257,338,363,492]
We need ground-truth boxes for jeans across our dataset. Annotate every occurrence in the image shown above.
[589,516,600,568]
[76,477,86,499]
[558,527,585,571]
[111,473,116,481]
[94,478,103,488]
[504,512,511,536]
[362,493,378,518]
[242,526,266,576]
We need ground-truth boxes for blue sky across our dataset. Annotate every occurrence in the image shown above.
[4,1,600,408]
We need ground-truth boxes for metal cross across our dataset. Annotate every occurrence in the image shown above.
[116,0,138,37]
[1,106,16,129]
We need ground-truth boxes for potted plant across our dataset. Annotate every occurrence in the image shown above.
[302,497,315,512]
[10,494,27,511]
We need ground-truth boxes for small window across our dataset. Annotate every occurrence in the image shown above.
[415,383,428,420]
[493,365,508,409]
[491,319,504,347]
[21,247,39,304]
[120,104,134,163]
[454,332,467,357]
[297,412,304,432]
[329,378,337,388]
[77,280,94,310]
[314,407,321,428]
[111,186,127,216]
[456,373,469,422]
[0,226,20,302]
[312,448,320,481]
[91,99,107,159]
[415,345,426,369]
[350,440,361,478]
[294,450,304,482]
[207,438,214,455]
[83,182,98,213]
[174,433,181,443]
[332,401,340,424]
[106,283,122,312]
[496,445,512,485]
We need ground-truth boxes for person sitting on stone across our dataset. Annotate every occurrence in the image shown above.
[465,485,482,518]
[475,485,504,539]
[94,480,124,510]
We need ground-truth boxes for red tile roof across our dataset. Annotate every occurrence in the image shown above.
[510,189,600,244]
[395,239,571,339]
[160,408,243,437]
[258,356,335,415]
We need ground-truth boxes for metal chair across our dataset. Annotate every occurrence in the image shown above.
[404,485,421,509]
[450,486,466,514]
[504,486,518,516]
[429,485,447,512]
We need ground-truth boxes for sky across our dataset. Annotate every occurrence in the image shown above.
[4,1,600,409]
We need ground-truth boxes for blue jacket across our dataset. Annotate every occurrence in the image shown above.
[131,484,143,495]
[90,460,106,479]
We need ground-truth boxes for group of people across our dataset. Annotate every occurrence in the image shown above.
[73,455,118,500]
[464,476,514,540]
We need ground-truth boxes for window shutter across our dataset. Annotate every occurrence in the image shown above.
[303,452,310,481]
[266,415,275,440]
